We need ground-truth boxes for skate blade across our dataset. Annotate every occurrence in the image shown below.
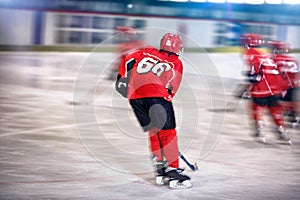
[277,140,293,146]
[256,136,266,144]
[278,135,292,145]
[277,137,293,145]
[292,122,299,128]
[259,137,266,144]
[169,180,192,189]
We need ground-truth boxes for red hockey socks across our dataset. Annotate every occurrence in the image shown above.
[157,129,179,169]
[148,128,179,168]
[148,128,163,161]
[252,102,266,127]
[269,105,285,127]
[252,101,285,127]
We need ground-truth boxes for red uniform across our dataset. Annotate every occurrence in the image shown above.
[109,39,145,80]
[272,54,300,89]
[240,34,292,143]
[243,48,288,97]
[116,46,183,169]
[271,52,300,125]
[116,33,192,187]
[118,46,183,100]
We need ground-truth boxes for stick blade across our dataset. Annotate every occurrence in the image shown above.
[194,162,198,171]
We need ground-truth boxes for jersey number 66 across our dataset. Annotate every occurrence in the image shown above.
[137,57,172,77]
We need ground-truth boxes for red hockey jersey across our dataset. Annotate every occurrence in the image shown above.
[243,48,288,97]
[118,46,183,100]
[271,54,300,88]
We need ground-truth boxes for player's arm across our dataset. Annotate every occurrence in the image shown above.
[166,61,183,99]
[243,68,262,83]
[115,54,136,98]
[243,58,264,83]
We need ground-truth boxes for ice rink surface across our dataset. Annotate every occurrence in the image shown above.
[0,52,299,200]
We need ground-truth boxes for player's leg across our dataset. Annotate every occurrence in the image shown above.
[268,96,292,144]
[129,98,153,131]
[158,129,191,189]
[280,88,296,126]
[131,98,191,188]
[152,98,191,189]
[291,87,300,128]
[268,95,285,127]
[149,128,163,161]
[130,99,166,184]
[268,105,291,141]
[157,129,178,168]
[252,98,267,142]
[148,128,166,185]
[280,88,293,113]
[149,98,178,168]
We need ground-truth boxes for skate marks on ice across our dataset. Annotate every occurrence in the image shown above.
[222,106,299,146]
[0,52,299,199]
[207,81,250,113]
[72,46,226,174]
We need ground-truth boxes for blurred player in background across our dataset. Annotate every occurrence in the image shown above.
[115,33,192,189]
[268,41,300,128]
[240,34,292,144]
[108,26,145,80]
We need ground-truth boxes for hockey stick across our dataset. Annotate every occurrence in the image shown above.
[209,83,252,112]
[178,151,198,171]
[226,83,252,112]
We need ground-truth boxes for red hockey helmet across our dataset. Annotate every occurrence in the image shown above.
[160,33,183,55]
[240,34,264,47]
[267,40,291,53]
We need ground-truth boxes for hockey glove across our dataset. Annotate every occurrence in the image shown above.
[246,73,262,83]
[115,75,128,98]
[166,85,173,95]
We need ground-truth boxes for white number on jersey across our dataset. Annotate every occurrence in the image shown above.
[137,57,171,77]
[288,61,299,72]
[263,58,276,67]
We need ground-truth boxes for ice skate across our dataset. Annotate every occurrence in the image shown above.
[254,121,266,143]
[258,135,266,144]
[154,161,167,185]
[151,156,167,185]
[292,116,299,128]
[255,129,266,143]
[165,167,192,189]
[277,126,292,145]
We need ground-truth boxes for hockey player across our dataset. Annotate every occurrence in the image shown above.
[108,26,145,80]
[268,41,300,128]
[240,34,292,144]
[115,33,192,189]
